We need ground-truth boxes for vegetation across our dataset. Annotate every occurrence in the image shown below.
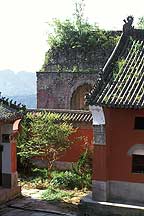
[17,112,75,173]
[42,186,75,201]
[41,0,119,72]
[19,156,91,207]
[137,17,144,29]
[19,147,92,203]
[113,58,126,79]
[51,148,92,190]
[19,146,92,188]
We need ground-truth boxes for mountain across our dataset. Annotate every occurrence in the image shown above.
[7,94,36,109]
[0,70,36,108]
[0,70,36,95]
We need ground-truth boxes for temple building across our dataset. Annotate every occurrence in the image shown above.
[0,96,25,203]
[79,16,144,215]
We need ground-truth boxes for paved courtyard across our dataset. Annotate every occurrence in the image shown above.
[0,195,77,216]
[0,206,68,216]
[0,188,77,216]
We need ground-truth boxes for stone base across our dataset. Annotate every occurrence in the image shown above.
[0,186,21,204]
[2,172,18,188]
[92,180,144,204]
[54,161,73,170]
[32,159,74,170]
[92,180,108,201]
[78,193,144,216]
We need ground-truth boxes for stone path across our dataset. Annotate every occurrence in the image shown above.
[0,201,76,216]
[0,196,77,216]
[0,206,68,216]
[0,188,77,216]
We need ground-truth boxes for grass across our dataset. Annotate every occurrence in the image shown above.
[41,186,75,201]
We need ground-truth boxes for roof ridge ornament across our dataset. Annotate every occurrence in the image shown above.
[123,16,134,34]
[0,95,26,112]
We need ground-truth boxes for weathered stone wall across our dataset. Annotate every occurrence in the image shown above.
[37,31,121,110]
[38,30,121,109]
[37,72,96,109]
[42,31,121,73]
[43,48,110,73]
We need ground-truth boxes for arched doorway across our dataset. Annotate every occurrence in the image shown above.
[70,84,92,110]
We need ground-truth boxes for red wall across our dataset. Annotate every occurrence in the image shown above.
[104,108,144,183]
[33,126,93,165]
[58,127,93,162]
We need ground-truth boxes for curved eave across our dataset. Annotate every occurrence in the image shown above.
[87,28,144,109]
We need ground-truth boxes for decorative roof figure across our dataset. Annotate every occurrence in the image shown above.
[123,16,134,34]
[0,93,26,121]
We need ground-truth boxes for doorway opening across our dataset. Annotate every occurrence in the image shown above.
[70,84,92,110]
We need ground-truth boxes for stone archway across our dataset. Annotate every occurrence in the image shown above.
[37,72,96,109]
[70,83,92,110]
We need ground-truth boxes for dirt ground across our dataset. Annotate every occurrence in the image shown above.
[19,185,90,215]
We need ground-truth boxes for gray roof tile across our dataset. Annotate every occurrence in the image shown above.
[87,20,144,109]
[0,96,25,121]
[28,109,92,123]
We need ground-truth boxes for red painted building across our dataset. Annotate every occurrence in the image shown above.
[0,96,25,203]
[86,16,144,204]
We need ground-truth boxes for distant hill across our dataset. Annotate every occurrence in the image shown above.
[7,94,36,109]
[0,70,36,108]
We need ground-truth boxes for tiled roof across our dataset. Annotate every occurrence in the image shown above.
[86,17,144,109]
[0,96,26,121]
[28,109,92,123]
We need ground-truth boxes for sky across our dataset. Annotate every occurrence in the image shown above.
[0,0,144,73]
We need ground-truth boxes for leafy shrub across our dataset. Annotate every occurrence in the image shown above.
[51,171,80,189]
[72,146,92,176]
[42,185,74,201]
[51,170,91,190]
[50,148,92,190]
[32,168,48,180]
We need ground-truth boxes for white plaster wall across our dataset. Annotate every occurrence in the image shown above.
[2,143,11,173]
[89,105,105,125]
[1,124,12,174]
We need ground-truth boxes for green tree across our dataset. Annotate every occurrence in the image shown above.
[41,0,118,72]
[137,17,144,29]
[17,112,75,174]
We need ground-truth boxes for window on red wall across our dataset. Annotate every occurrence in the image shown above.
[135,117,144,129]
[132,154,144,173]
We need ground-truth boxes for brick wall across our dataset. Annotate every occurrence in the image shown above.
[37,72,96,109]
